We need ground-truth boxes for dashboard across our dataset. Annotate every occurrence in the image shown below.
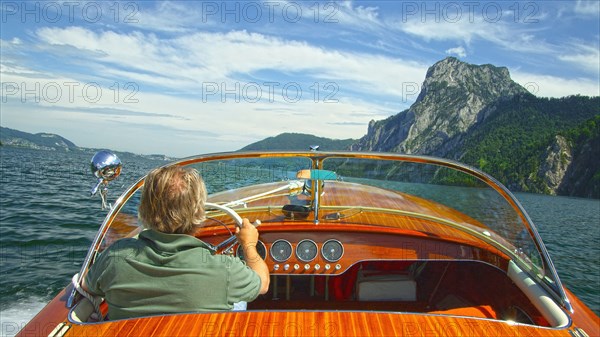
[236,238,345,274]
[229,230,507,275]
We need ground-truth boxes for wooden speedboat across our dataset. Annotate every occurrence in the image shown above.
[17,151,599,337]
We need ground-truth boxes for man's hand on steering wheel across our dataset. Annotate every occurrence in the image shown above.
[236,218,259,251]
[235,218,269,293]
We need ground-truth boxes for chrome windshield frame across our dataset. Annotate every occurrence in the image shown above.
[69,151,571,312]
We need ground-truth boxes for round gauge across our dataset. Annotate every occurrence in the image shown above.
[236,241,267,261]
[321,239,344,262]
[296,239,318,262]
[270,240,293,262]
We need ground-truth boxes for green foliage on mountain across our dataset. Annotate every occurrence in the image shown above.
[456,94,600,193]
[240,133,356,151]
[562,114,600,149]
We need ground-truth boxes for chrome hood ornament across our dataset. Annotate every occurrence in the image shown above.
[90,150,122,210]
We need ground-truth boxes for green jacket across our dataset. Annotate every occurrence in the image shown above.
[86,229,261,320]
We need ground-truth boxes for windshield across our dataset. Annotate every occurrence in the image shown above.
[322,157,542,266]
[89,151,565,308]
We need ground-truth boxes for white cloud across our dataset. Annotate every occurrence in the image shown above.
[558,43,600,75]
[334,1,383,31]
[0,38,23,50]
[1,59,396,156]
[445,46,467,58]
[512,71,599,98]
[397,19,478,44]
[128,1,209,33]
[574,0,600,16]
[34,27,428,101]
[394,12,556,56]
[0,63,41,76]
[1,92,391,157]
[36,27,183,79]
[3,25,435,156]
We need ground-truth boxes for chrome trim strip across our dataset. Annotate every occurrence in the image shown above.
[68,179,144,307]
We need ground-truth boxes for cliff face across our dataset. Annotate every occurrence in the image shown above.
[352,57,528,156]
[558,126,600,198]
[536,135,573,195]
[537,131,600,198]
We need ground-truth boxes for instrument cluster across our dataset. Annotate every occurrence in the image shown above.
[236,238,345,274]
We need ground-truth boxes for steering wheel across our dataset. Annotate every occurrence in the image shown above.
[204,202,260,253]
[205,202,243,228]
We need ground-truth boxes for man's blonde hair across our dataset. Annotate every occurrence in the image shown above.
[139,166,207,234]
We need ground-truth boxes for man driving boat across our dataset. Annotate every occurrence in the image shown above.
[82,166,270,320]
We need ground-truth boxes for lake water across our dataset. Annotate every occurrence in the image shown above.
[0,146,598,335]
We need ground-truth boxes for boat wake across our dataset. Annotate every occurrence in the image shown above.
[1,297,47,337]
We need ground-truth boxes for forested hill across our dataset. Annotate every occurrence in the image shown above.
[240,133,356,151]
[0,127,175,161]
[0,127,78,151]
[454,94,599,197]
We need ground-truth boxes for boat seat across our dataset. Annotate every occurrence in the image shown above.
[320,261,417,300]
[356,270,417,301]
[70,297,94,323]
[69,298,107,323]
[430,294,498,319]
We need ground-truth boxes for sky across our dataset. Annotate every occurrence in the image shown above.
[1,0,599,157]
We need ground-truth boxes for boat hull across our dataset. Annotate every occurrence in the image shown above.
[16,286,599,337]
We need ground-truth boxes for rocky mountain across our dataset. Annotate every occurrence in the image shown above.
[241,133,356,151]
[351,57,529,156]
[350,57,599,198]
[0,127,79,151]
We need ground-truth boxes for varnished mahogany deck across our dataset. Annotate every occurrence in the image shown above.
[18,304,598,337]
